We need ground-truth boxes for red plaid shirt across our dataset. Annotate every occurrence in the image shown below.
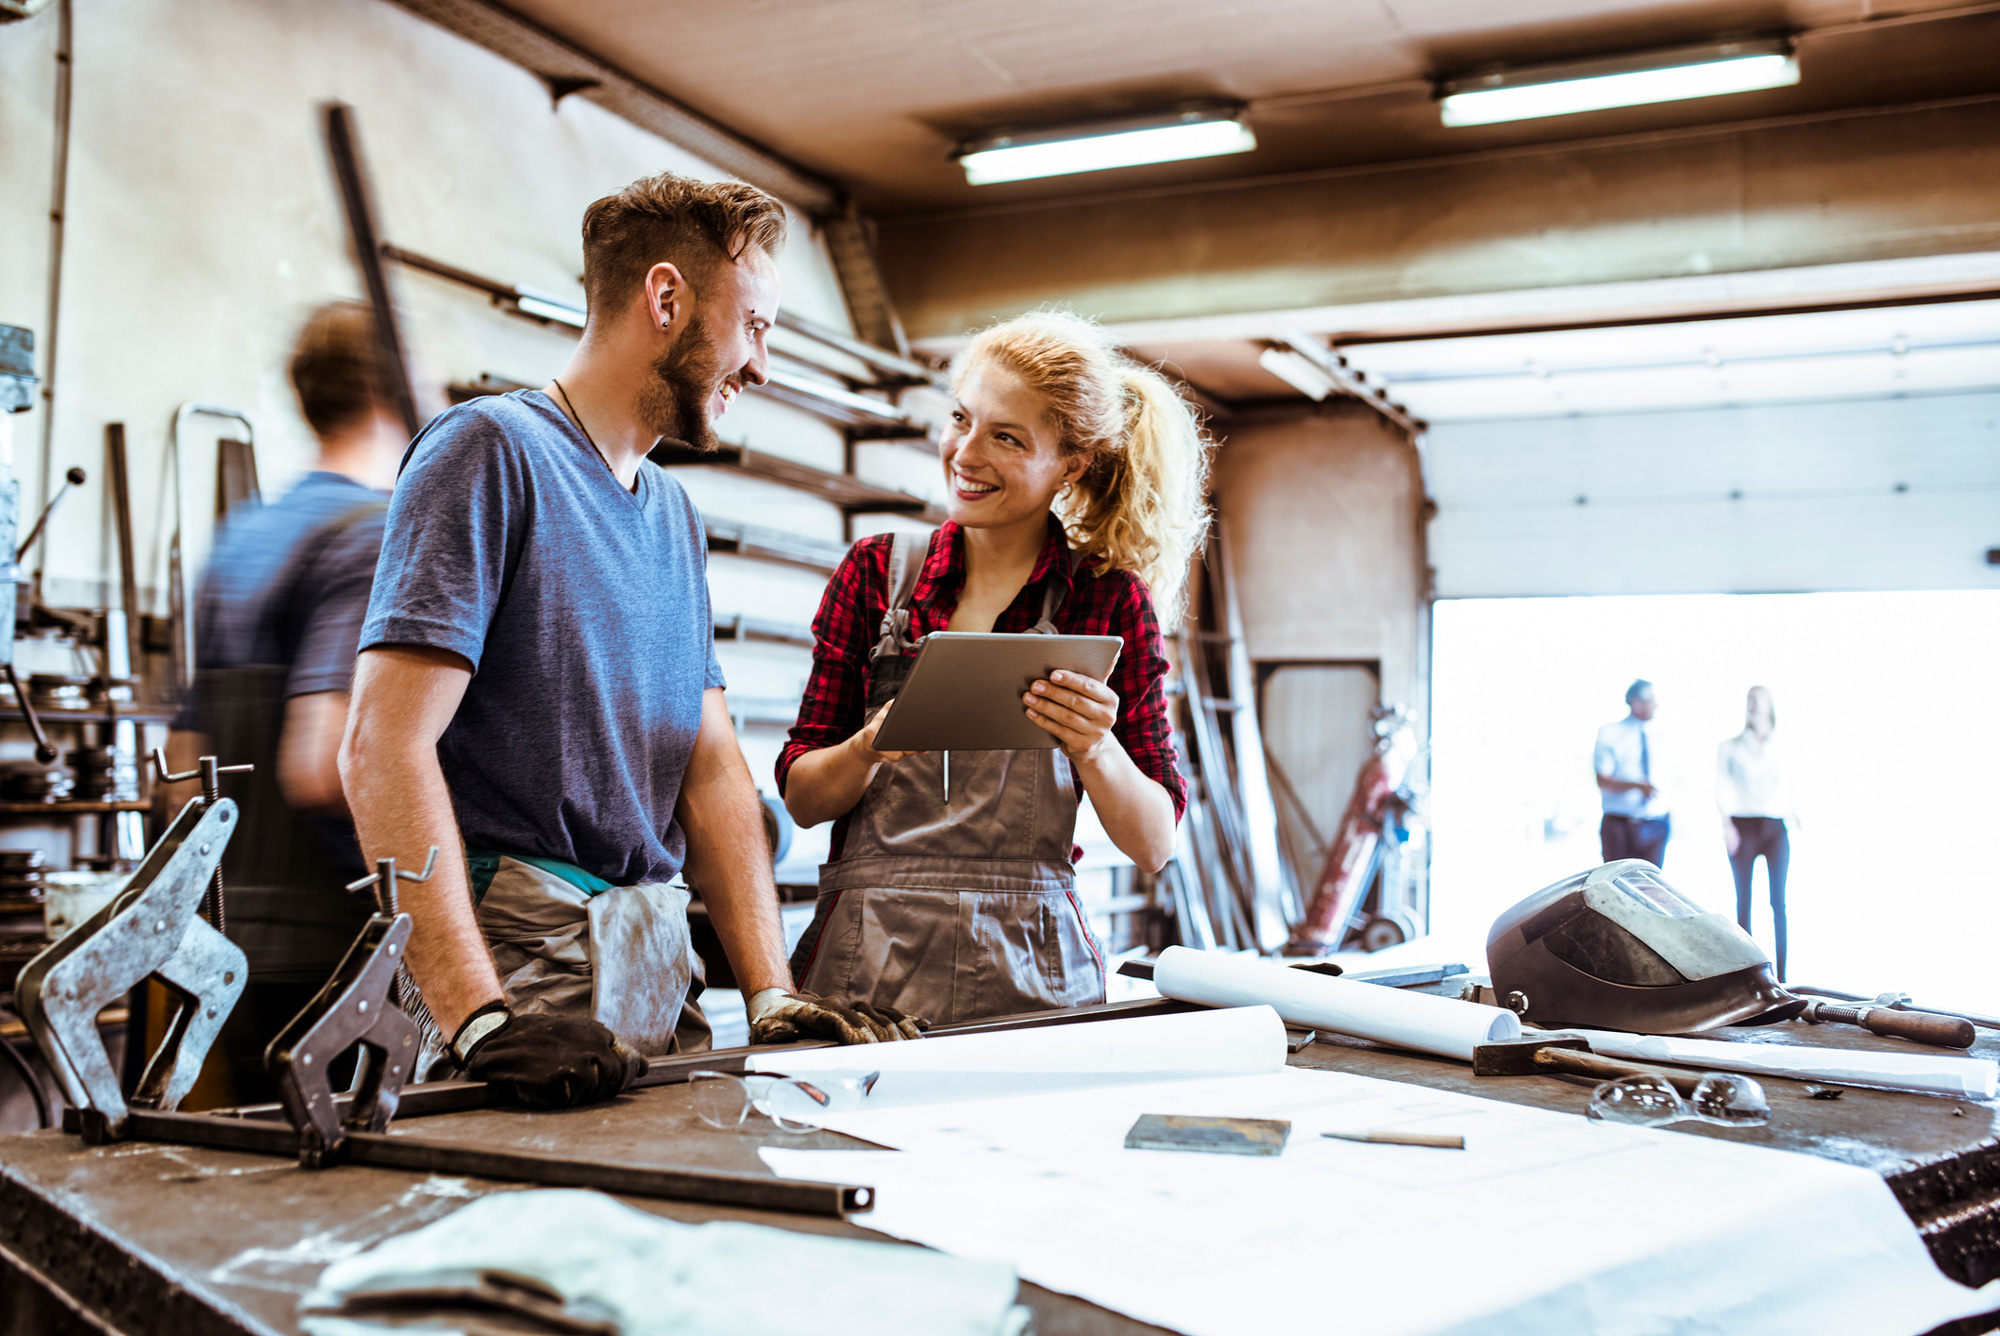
[778,518,1187,862]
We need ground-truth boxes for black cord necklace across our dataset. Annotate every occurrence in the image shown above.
[550,379,619,480]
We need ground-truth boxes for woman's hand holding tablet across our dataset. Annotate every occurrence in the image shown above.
[1024,670,1121,762]
[847,701,913,765]
[869,632,1124,753]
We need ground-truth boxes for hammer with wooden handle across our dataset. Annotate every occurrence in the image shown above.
[1472,1036,1714,1097]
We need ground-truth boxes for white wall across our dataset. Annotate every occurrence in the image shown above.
[0,0,855,606]
[1,0,908,870]
[1428,392,2000,598]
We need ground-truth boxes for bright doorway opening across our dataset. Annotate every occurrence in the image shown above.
[1427,590,2000,1014]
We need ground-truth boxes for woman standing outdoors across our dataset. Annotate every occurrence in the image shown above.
[777,310,1207,1026]
[1717,685,1796,980]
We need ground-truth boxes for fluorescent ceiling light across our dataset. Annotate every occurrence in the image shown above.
[513,291,586,328]
[1439,40,1798,127]
[958,108,1254,185]
[1258,347,1335,400]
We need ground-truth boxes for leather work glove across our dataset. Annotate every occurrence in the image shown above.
[453,1006,644,1109]
[746,988,929,1044]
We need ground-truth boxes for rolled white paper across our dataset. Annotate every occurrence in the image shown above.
[747,1003,1289,1078]
[1572,1029,2000,1100]
[1153,946,1522,1061]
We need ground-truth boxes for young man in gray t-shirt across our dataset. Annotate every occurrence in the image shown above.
[343,174,917,1110]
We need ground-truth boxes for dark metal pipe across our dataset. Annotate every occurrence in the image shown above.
[323,104,421,438]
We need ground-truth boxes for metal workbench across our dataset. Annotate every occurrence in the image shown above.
[3,1001,1997,1336]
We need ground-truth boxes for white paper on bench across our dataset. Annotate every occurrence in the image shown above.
[1153,945,1521,1060]
[1573,1028,2000,1099]
[764,1064,1992,1336]
[743,1005,1289,1109]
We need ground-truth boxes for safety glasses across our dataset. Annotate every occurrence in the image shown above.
[1587,1072,1770,1128]
[689,1069,881,1133]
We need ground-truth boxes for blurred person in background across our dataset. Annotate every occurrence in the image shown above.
[171,302,401,1103]
[1594,679,1670,867]
[1718,685,1795,980]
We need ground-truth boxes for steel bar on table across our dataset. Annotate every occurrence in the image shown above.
[217,996,1202,1124]
[1116,957,1470,990]
[113,1109,869,1218]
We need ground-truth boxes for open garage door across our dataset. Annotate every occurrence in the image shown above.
[1340,299,2000,598]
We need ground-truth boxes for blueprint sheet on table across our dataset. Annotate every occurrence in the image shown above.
[763,1065,1992,1336]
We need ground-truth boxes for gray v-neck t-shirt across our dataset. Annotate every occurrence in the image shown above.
[360,390,725,886]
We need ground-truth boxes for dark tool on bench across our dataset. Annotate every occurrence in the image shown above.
[1472,1035,1765,1107]
[37,843,877,1218]
[265,849,433,1166]
[1475,1036,1706,1094]
[15,795,245,1141]
[151,749,253,934]
[1794,996,1975,1049]
[1487,860,1803,1033]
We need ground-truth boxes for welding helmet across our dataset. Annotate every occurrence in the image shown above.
[1486,861,1803,1033]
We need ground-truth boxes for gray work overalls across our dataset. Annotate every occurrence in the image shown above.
[789,531,1108,1025]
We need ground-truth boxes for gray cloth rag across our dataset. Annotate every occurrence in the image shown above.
[300,1188,1030,1336]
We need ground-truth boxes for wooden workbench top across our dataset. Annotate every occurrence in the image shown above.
[2,1004,1995,1335]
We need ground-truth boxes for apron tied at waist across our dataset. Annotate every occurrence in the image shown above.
[455,849,707,1058]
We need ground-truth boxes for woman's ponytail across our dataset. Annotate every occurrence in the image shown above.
[951,311,1212,625]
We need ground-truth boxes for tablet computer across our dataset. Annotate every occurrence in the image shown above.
[871,632,1124,752]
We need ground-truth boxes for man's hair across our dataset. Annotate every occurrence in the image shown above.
[1625,679,1654,705]
[580,173,787,315]
[289,302,391,438]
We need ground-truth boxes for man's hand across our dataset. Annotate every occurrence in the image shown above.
[1025,671,1120,763]
[1722,818,1741,857]
[747,988,927,1044]
[456,1007,643,1109]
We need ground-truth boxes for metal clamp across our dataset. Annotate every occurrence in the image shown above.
[150,749,252,934]
[15,797,245,1140]
[266,850,436,1166]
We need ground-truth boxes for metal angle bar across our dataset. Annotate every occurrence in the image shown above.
[712,612,815,649]
[104,425,142,682]
[1211,522,1291,947]
[654,441,944,521]
[761,367,920,432]
[113,1110,867,1217]
[777,310,939,386]
[324,106,421,438]
[703,520,847,574]
[1278,335,1425,436]
[381,0,835,213]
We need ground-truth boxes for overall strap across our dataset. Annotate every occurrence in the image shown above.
[870,530,925,663]
[1030,547,1090,635]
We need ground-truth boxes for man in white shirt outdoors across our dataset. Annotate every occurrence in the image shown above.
[1717,685,1794,979]
[1594,679,1671,868]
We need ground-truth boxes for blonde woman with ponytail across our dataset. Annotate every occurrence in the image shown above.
[773,310,1209,1027]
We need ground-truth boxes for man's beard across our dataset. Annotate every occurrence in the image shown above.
[637,316,724,452]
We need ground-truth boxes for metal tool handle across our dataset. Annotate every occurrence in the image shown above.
[1848,1004,1975,1049]
[2,662,60,763]
[15,466,87,563]
[149,749,254,932]
[1532,1047,1704,1098]
[1801,998,1977,1048]
[345,847,438,916]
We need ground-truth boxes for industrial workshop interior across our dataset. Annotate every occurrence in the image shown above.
[2,0,1999,1331]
